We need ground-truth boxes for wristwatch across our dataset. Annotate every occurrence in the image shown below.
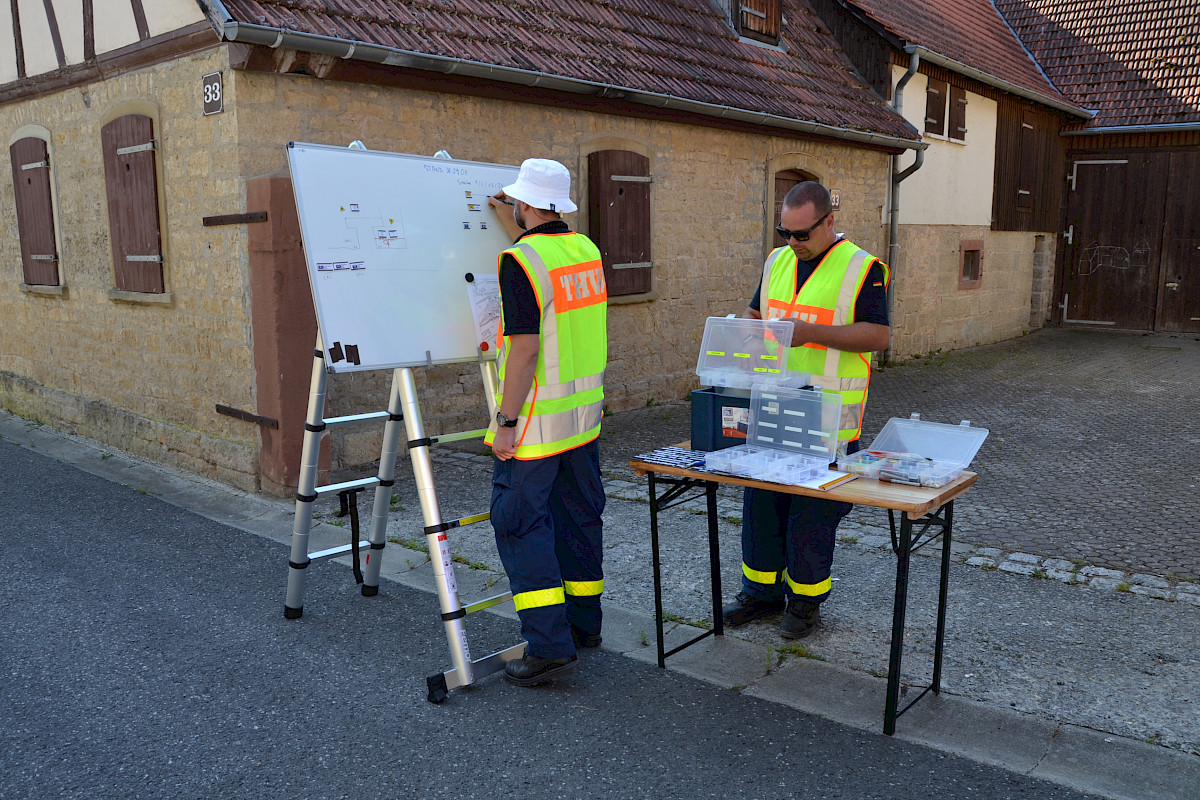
[495,411,519,428]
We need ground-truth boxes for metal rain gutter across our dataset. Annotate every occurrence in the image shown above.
[904,45,1092,120]
[217,20,924,152]
[883,49,925,364]
[1062,122,1200,136]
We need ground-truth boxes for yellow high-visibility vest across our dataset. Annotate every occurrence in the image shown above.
[759,240,889,441]
[484,231,608,459]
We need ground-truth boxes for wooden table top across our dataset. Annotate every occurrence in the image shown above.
[628,459,977,519]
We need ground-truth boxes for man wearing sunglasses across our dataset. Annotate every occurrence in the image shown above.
[722,181,890,639]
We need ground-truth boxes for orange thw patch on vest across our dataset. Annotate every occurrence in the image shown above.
[551,259,607,311]
[765,300,835,351]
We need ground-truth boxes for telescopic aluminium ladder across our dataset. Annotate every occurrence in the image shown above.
[282,331,525,702]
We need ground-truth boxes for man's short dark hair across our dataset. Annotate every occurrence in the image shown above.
[782,181,832,217]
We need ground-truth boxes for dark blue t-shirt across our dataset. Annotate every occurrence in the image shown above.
[498,220,571,335]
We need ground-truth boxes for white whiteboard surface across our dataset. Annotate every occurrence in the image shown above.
[287,142,520,372]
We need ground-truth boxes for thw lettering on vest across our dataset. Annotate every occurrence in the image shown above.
[552,259,607,311]
[765,300,835,350]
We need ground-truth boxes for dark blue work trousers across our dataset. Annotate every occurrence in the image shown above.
[740,439,859,604]
[490,439,605,659]
[739,487,852,604]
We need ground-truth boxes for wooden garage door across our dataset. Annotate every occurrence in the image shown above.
[1060,154,1166,329]
[1061,151,1199,333]
[1158,150,1200,333]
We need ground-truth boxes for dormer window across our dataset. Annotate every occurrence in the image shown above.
[737,0,781,45]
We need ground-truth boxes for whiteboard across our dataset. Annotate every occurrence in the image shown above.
[286,142,520,372]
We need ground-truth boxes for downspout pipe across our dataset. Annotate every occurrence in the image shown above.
[884,49,925,363]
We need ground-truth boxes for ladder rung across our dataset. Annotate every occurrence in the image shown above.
[322,411,391,429]
[433,428,487,444]
[462,591,513,615]
[308,540,371,561]
[439,642,527,692]
[315,477,380,495]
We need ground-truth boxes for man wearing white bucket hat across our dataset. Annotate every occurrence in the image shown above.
[484,158,608,687]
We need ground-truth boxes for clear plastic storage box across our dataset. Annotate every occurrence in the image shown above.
[704,385,842,486]
[837,414,989,488]
[694,317,808,391]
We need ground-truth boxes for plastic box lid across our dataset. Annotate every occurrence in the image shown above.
[867,414,989,469]
[695,317,808,390]
[747,384,843,461]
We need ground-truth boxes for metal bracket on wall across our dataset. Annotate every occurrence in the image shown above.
[203,211,269,226]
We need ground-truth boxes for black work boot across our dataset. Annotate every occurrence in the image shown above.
[571,625,603,648]
[722,591,786,627]
[503,653,579,687]
[779,597,821,639]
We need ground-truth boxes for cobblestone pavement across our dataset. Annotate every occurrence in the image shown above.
[595,327,1200,583]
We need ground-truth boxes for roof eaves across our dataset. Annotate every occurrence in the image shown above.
[217,19,924,150]
[906,45,1092,120]
[984,0,1063,102]
[1062,121,1200,136]
[827,0,907,52]
[199,0,234,39]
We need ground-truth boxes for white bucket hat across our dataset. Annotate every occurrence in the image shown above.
[502,158,578,214]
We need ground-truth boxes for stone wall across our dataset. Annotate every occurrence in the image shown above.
[0,47,899,486]
[888,224,1055,357]
[0,46,262,488]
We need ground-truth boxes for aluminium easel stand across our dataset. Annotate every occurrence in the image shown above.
[282,330,526,702]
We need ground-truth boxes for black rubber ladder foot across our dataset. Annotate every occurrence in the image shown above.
[361,584,379,597]
[426,673,449,704]
[283,605,303,620]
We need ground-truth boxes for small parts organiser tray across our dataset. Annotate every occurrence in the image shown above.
[838,414,989,488]
[695,316,808,390]
[704,385,842,486]
[837,451,963,487]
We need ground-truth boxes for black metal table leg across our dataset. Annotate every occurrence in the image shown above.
[932,500,954,693]
[706,481,724,636]
[884,512,914,735]
[649,471,666,668]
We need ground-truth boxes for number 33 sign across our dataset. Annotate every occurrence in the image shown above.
[202,72,223,116]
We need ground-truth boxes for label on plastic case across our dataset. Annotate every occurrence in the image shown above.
[721,406,749,439]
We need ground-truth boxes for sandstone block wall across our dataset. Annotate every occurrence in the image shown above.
[0,46,262,489]
[888,224,1056,358]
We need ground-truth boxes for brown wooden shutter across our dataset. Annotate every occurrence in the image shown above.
[949,85,968,141]
[925,78,947,136]
[101,114,164,293]
[1017,109,1036,210]
[588,150,651,297]
[9,137,59,286]
[738,0,781,43]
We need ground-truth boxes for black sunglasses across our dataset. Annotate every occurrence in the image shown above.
[776,212,830,242]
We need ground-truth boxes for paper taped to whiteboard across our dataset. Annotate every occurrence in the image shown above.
[287,142,521,372]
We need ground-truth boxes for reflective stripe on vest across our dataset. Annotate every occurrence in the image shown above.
[484,232,608,459]
[760,241,888,441]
